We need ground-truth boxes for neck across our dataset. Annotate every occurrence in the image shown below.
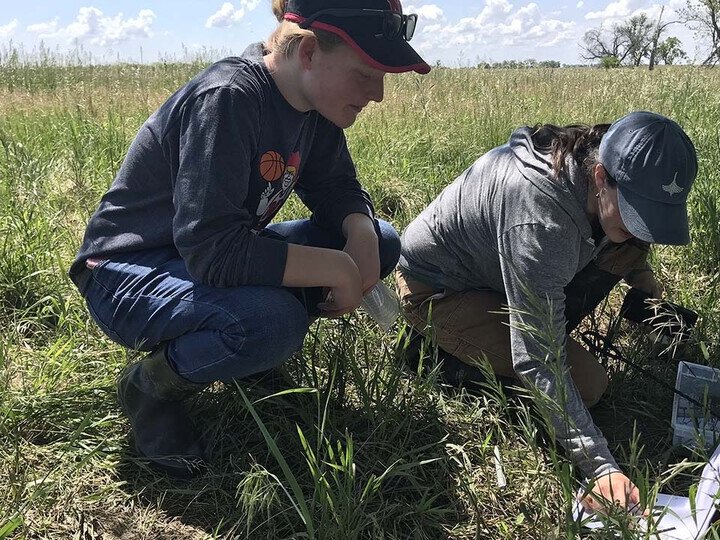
[264,52,312,113]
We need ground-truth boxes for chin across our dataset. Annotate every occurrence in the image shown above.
[319,106,360,129]
[327,115,357,129]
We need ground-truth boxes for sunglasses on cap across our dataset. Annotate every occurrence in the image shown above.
[298,9,418,41]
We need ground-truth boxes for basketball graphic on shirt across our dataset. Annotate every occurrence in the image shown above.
[260,151,285,182]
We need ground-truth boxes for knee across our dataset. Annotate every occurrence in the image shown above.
[259,295,309,361]
[566,339,609,408]
[225,291,309,370]
[580,367,609,408]
[376,220,401,278]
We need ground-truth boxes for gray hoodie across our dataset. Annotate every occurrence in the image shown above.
[399,127,619,479]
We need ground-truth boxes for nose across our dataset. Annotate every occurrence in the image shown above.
[368,75,385,103]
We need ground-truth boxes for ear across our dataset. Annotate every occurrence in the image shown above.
[297,35,318,71]
[593,163,608,193]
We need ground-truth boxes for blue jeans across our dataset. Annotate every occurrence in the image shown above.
[78,219,400,384]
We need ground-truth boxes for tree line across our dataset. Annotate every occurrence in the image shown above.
[581,0,720,68]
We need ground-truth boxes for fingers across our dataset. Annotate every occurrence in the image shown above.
[581,474,644,516]
[317,303,356,318]
[362,280,379,296]
[626,485,648,517]
[317,304,347,317]
[579,494,595,512]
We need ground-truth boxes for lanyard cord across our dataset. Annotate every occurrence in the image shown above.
[579,330,720,420]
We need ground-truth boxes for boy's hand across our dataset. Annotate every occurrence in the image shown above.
[317,261,363,317]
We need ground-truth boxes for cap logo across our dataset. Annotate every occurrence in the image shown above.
[662,172,684,196]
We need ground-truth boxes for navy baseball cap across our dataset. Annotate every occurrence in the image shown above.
[599,111,698,245]
[284,0,431,74]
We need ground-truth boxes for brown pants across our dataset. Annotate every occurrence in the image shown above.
[396,240,652,407]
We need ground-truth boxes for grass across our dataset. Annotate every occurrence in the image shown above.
[0,54,719,538]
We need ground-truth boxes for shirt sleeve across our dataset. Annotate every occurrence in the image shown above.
[498,222,621,479]
[172,87,289,287]
[294,115,375,235]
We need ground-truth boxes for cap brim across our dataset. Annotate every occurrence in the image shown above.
[617,185,690,245]
[286,14,430,74]
[341,25,431,74]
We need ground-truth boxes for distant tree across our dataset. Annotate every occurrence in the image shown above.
[601,55,622,68]
[620,14,655,66]
[581,25,632,64]
[656,36,688,64]
[476,59,562,69]
[680,0,720,65]
[647,7,681,69]
[583,11,681,69]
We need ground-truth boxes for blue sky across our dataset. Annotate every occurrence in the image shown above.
[0,1,701,66]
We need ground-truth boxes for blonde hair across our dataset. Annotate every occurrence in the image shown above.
[267,0,344,57]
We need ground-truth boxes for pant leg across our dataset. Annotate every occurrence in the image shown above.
[82,247,309,384]
[396,268,608,406]
[265,218,401,315]
[265,218,401,278]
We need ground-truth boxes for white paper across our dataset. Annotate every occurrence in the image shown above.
[573,444,720,539]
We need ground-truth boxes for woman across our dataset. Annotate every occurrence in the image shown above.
[397,111,698,513]
[69,0,430,477]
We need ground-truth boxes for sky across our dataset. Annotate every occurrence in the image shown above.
[0,0,705,66]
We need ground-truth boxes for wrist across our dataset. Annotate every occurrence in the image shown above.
[332,251,360,286]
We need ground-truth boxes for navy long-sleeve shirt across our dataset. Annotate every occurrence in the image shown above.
[70,43,375,287]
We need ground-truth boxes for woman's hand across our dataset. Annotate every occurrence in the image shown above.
[579,471,646,516]
[342,213,380,294]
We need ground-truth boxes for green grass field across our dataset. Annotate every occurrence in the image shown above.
[1,58,719,539]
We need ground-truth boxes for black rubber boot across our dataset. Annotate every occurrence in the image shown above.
[117,345,207,478]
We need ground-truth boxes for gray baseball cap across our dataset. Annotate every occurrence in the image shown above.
[599,111,698,245]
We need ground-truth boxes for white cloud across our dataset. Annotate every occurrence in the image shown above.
[27,18,59,34]
[526,18,577,46]
[0,19,18,38]
[585,1,684,28]
[411,0,578,54]
[206,1,261,28]
[29,8,156,46]
[585,0,642,21]
[476,0,515,25]
[577,1,584,7]
[406,4,445,21]
[516,3,541,22]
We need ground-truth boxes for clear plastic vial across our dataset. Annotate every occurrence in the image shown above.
[361,281,400,332]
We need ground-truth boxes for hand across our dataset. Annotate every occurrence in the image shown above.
[579,471,647,517]
[317,256,363,318]
[342,214,380,294]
